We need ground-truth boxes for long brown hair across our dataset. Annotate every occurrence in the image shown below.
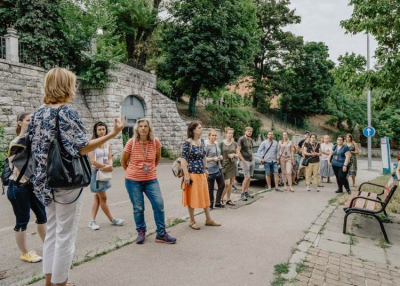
[187,120,202,139]
[92,121,109,140]
[15,113,31,135]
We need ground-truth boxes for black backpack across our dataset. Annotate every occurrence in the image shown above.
[1,134,34,194]
[1,158,12,194]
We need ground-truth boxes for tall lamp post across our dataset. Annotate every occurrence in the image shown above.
[367,33,372,171]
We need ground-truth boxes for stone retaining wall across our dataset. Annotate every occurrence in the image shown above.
[0,59,188,157]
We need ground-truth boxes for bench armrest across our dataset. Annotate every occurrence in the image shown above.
[358,182,386,196]
[346,196,385,213]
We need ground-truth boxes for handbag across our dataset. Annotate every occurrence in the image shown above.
[302,157,310,166]
[94,144,112,181]
[46,107,91,195]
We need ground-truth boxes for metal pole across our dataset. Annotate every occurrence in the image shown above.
[367,33,372,171]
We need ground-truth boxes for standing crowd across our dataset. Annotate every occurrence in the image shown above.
[3,67,360,286]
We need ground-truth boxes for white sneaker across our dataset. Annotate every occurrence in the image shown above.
[111,218,125,226]
[89,221,100,230]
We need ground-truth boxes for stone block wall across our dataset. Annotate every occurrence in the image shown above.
[0,60,190,157]
[0,59,95,150]
[152,90,187,155]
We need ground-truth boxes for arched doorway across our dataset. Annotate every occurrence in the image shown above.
[121,95,145,138]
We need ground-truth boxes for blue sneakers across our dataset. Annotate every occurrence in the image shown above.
[155,231,177,244]
[136,230,146,244]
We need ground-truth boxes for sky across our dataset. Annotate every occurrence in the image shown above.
[286,0,378,65]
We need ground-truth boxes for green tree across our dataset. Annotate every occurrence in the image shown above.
[340,0,400,104]
[160,0,260,117]
[5,0,71,69]
[326,52,367,132]
[251,0,302,109]
[279,42,334,125]
[108,0,162,70]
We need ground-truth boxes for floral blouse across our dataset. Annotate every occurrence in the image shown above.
[29,105,89,206]
[181,140,206,174]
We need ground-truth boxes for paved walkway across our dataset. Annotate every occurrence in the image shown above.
[276,178,400,285]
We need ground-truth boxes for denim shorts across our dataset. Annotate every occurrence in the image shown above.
[264,161,278,175]
[90,170,111,193]
[7,180,47,232]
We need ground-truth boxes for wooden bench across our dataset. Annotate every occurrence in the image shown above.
[343,176,397,243]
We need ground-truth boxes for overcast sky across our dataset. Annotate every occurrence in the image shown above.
[286,0,378,65]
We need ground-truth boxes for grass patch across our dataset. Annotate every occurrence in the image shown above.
[328,196,338,205]
[296,263,308,274]
[349,234,357,245]
[379,238,392,249]
[167,217,186,228]
[274,263,289,275]
[271,277,287,286]
[378,213,393,223]
[27,275,46,285]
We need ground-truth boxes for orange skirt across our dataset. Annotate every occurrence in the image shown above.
[182,173,210,209]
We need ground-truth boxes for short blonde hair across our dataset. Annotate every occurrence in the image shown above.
[43,68,76,104]
[133,118,155,140]
[245,127,253,131]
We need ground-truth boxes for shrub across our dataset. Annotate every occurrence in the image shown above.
[0,126,7,173]
[205,104,262,141]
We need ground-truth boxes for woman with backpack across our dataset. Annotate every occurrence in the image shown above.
[88,122,125,230]
[29,68,125,286]
[7,113,47,263]
[121,118,176,245]
[181,121,221,230]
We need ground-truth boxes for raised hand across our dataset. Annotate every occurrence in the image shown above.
[113,116,126,135]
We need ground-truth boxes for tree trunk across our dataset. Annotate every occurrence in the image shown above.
[126,33,135,63]
[188,84,201,118]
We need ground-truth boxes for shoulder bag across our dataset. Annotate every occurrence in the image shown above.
[47,107,91,203]
[207,143,222,180]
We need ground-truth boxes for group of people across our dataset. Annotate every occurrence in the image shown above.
[294,131,358,194]
[4,67,361,286]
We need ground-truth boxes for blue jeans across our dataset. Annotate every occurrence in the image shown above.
[264,161,278,175]
[125,179,165,236]
[7,180,47,231]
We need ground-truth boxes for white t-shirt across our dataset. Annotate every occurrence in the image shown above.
[320,143,333,161]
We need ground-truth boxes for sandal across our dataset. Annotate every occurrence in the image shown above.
[317,184,324,187]
[67,283,75,286]
[205,220,221,226]
[189,222,200,230]
[290,188,294,192]
[226,200,235,206]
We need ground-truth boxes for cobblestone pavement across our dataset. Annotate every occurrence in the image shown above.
[279,200,400,285]
[295,247,400,286]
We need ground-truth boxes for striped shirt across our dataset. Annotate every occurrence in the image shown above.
[124,138,162,181]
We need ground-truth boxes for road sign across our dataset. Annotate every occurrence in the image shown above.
[363,126,375,137]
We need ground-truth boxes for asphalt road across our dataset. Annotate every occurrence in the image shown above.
[0,160,383,286]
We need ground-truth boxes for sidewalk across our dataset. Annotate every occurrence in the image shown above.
[30,183,337,286]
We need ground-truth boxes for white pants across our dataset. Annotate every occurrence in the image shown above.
[43,189,84,284]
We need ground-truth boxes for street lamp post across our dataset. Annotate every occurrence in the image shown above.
[367,33,372,171]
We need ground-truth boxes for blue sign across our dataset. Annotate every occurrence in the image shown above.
[363,126,376,137]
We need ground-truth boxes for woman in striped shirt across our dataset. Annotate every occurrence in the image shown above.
[121,118,176,245]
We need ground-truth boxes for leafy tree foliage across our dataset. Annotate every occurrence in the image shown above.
[279,42,335,125]
[205,104,263,141]
[251,0,302,109]
[108,0,162,70]
[160,0,260,117]
[341,0,400,104]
